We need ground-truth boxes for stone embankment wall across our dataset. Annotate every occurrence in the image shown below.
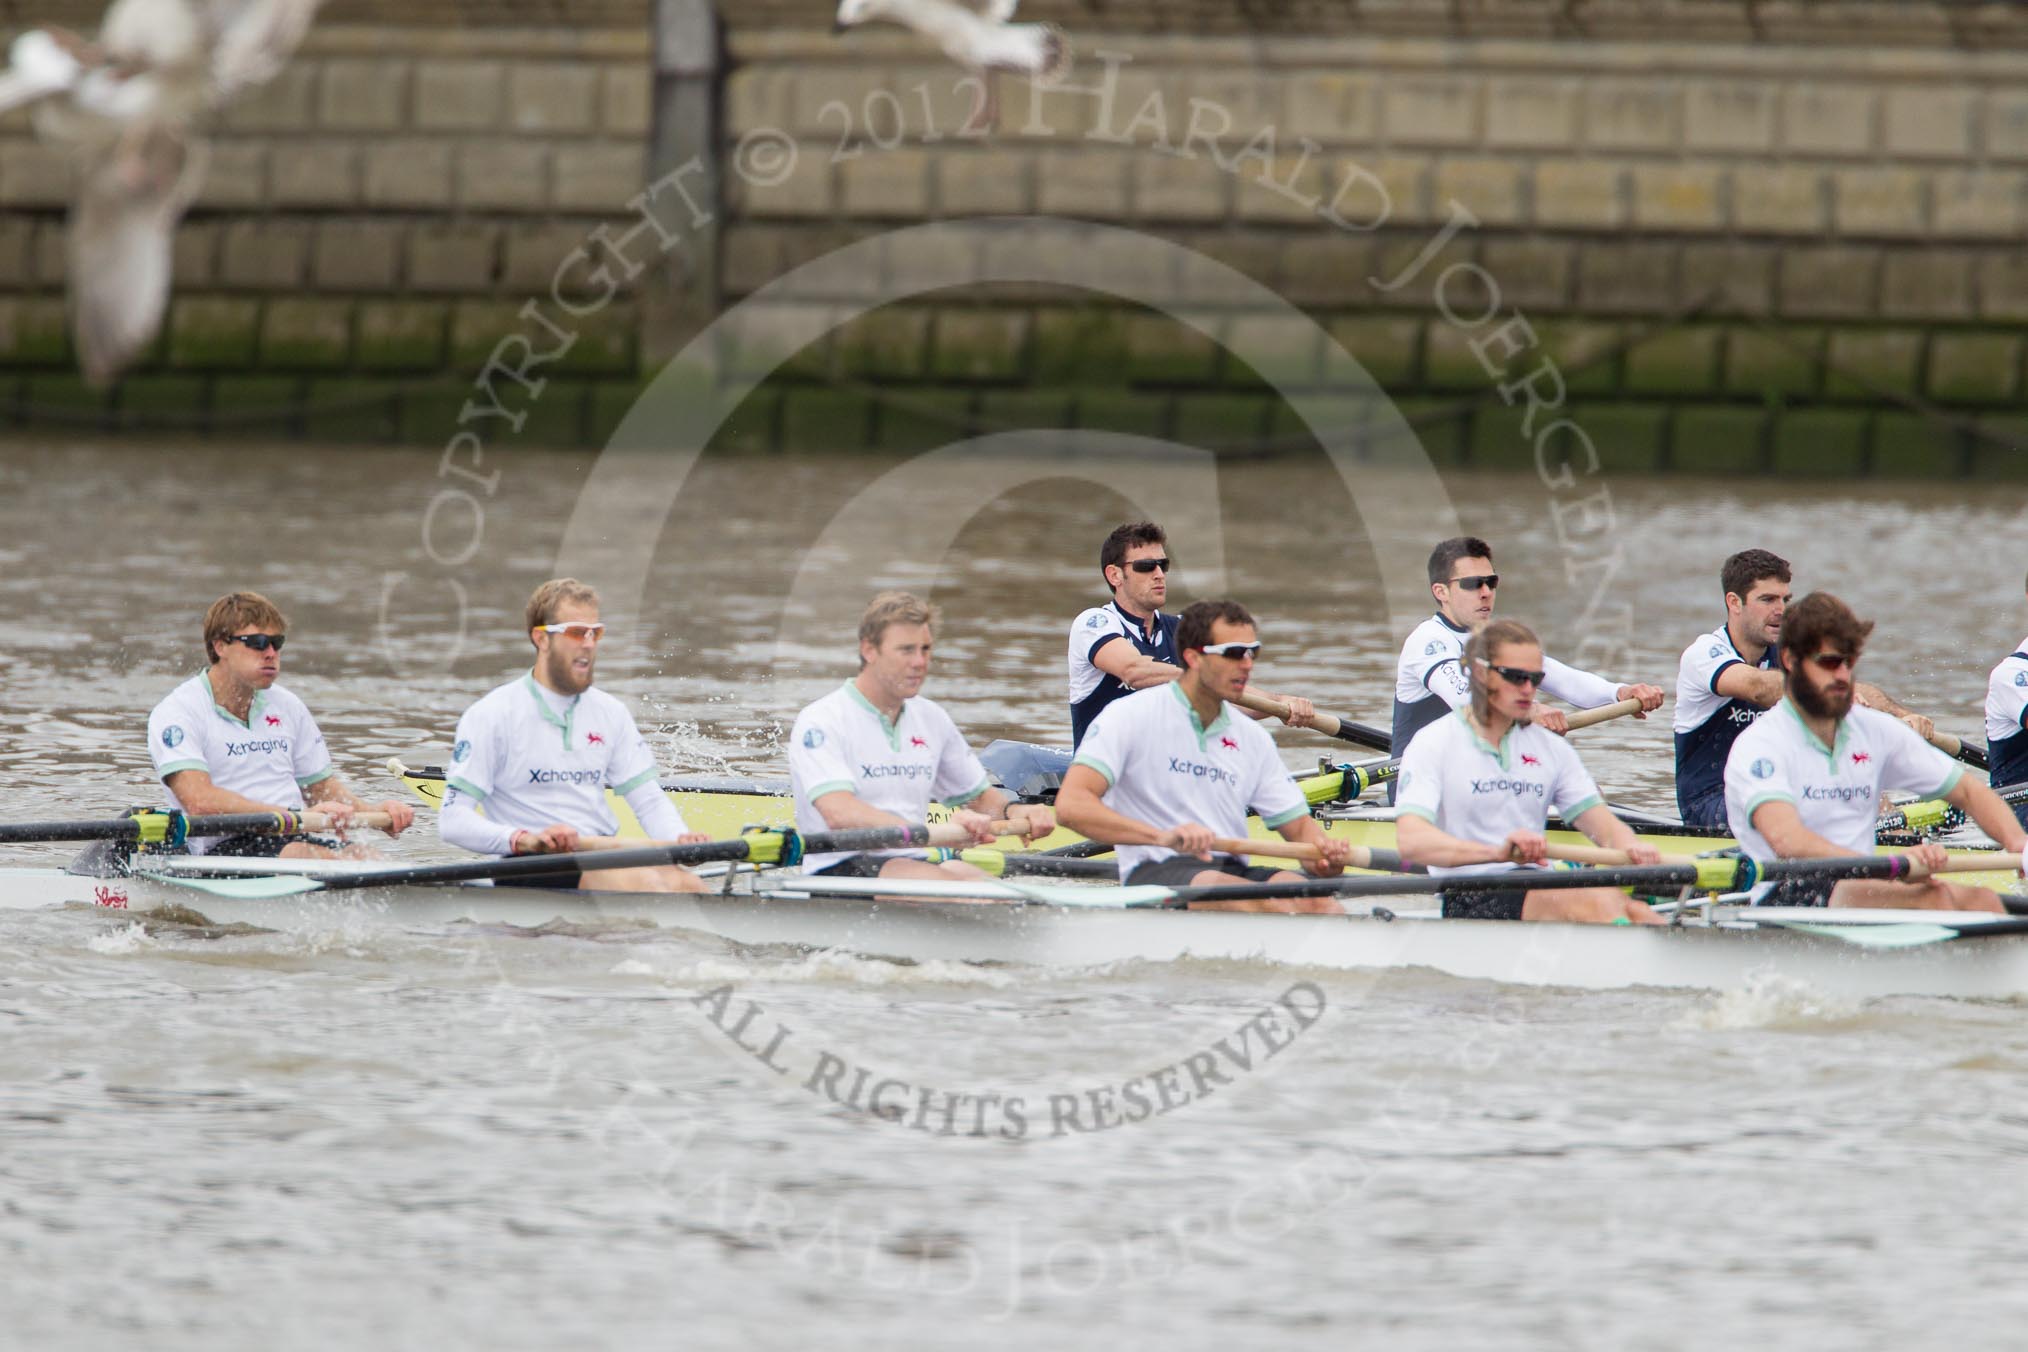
[5,1,2028,474]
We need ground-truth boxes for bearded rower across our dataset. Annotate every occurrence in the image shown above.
[790,591,1054,882]
[1725,592,2026,913]
[1394,620,1663,924]
[1391,536,1663,799]
[1676,549,1940,829]
[1054,599,1354,914]
[439,578,709,892]
[147,591,415,858]
[1069,520,1314,747]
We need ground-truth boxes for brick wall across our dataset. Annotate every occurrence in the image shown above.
[4,1,2027,475]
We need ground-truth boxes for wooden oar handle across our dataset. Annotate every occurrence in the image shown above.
[1565,697,1644,731]
[924,819,1022,847]
[1914,851,2021,877]
[300,811,396,832]
[1234,689,1343,737]
[1207,835,1375,869]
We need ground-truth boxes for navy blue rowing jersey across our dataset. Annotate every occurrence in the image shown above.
[1673,622,1776,828]
[1067,602,1181,746]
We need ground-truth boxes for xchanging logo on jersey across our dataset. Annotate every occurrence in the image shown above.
[224,738,288,757]
[1469,776,1547,800]
[528,767,602,786]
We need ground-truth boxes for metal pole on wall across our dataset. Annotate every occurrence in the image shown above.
[646,0,721,366]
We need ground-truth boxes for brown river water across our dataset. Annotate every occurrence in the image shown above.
[0,440,2024,1349]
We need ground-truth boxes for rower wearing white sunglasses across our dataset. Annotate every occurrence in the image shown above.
[146,591,416,858]
[438,577,709,893]
[1055,599,1355,913]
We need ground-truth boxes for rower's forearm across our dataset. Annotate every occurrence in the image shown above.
[812,794,909,832]
[1051,793,1165,847]
[1395,819,1501,869]
[1854,683,1910,718]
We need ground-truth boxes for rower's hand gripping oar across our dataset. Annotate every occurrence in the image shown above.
[1924,729,1990,771]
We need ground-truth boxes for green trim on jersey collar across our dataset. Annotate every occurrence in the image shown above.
[521,672,579,749]
[1167,682,1231,748]
[1779,697,1850,770]
[202,672,266,730]
[844,679,907,752]
[1457,707,1516,770]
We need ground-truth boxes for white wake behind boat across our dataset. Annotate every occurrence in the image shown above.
[7,857,2028,1003]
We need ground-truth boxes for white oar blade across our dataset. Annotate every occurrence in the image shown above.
[1781,921,1959,949]
[136,870,324,899]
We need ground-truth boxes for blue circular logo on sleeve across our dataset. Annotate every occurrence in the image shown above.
[161,726,184,748]
[1750,757,1775,780]
[2015,672,2026,688]
[802,728,824,749]
[452,739,471,762]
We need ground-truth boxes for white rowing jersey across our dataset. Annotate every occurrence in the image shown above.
[1394,708,1605,877]
[1724,700,1962,895]
[147,674,334,854]
[1070,683,1309,881]
[1672,622,1777,827]
[1985,640,2028,796]
[1388,612,1620,799]
[444,674,679,849]
[788,681,992,873]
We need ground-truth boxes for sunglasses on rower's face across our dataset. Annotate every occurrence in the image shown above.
[1483,662,1545,687]
[1125,557,1171,574]
[1806,651,1856,672]
[1447,574,1499,592]
[225,633,285,652]
[539,621,606,641]
[1198,641,1262,660]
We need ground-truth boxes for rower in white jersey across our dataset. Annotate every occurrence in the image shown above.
[147,591,416,858]
[1726,592,2025,913]
[1983,571,2028,824]
[1068,520,1316,747]
[439,578,710,893]
[1394,620,1663,924]
[1054,599,1354,915]
[1676,548,1940,829]
[1390,536,1663,801]
[789,591,1054,882]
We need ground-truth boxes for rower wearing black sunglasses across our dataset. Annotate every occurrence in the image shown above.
[1394,620,1663,925]
[1070,521,1317,746]
[145,591,416,859]
[1389,536,1665,800]
[1725,592,2024,913]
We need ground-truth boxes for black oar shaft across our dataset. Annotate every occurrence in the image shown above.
[0,811,326,846]
[1159,854,1915,905]
[300,825,941,894]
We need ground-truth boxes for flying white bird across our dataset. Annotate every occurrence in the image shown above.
[0,0,321,387]
[833,0,1070,134]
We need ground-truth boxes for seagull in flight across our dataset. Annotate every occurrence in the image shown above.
[833,0,1070,134]
[0,0,320,386]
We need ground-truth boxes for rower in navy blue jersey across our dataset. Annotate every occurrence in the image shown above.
[1067,521,1314,746]
[1389,536,1663,800]
[1983,571,2028,821]
[1674,549,1935,830]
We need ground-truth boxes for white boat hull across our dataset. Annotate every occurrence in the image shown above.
[8,865,2028,1003]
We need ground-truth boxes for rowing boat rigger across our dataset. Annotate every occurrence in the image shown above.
[14,825,2028,1003]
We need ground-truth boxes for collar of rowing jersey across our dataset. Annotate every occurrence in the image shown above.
[1433,611,1468,635]
[520,672,586,750]
[201,671,270,731]
[1720,616,1776,668]
[1112,599,1164,641]
[1777,696,1854,768]
[842,679,920,753]
[1455,706,1525,771]
[1166,682,1234,749]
